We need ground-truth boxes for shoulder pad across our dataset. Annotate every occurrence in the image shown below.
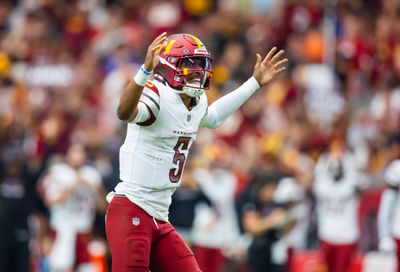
[137,81,160,126]
[145,81,159,96]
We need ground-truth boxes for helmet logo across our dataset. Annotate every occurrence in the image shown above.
[194,49,208,54]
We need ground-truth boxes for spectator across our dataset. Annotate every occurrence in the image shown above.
[169,162,212,242]
[242,171,290,272]
[39,143,105,272]
[190,148,241,272]
[273,176,309,271]
[378,134,400,272]
[0,146,34,272]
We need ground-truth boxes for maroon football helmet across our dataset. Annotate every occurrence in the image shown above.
[154,33,213,97]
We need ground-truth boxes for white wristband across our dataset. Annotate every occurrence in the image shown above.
[133,65,152,86]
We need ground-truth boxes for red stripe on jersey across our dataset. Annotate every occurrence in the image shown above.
[137,101,156,126]
[145,82,159,96]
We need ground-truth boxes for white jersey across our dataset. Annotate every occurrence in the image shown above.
[383,159,400,238]
[191,168,240,248]
[313,152,362,244]
[115,80,208,221]
[42,163,101,232]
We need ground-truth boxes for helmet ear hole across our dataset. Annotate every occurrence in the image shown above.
[168,57,177,63]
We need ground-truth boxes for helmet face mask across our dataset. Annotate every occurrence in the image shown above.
[177,56,212,89]
[154,34,213,97]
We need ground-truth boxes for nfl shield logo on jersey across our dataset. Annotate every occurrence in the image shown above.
[187,114,191,122]
[132,217,140,226]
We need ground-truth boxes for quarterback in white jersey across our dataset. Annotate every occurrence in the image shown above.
[114,78,209,221]
[105,32,287,272]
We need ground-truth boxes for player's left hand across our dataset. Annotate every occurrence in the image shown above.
[253,47,287,87]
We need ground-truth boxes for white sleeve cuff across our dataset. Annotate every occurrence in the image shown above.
[247,76,261,93]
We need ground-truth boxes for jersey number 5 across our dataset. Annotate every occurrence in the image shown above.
[169,137,191,183]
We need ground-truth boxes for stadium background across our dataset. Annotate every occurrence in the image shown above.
[0,0,400,271]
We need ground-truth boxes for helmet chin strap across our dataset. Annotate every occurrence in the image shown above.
[182,85,204,97]
[156,74,204,97]
[181,73,208,97]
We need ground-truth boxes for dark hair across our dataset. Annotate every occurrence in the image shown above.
[387,133,400,147]
[251,170,281,194]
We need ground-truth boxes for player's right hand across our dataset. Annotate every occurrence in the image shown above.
[378,236,397,252]
[143,32,168,72]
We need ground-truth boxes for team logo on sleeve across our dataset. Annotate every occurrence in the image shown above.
[132,217,140,226]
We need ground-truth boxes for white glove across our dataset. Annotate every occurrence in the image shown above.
[378,236,397,252]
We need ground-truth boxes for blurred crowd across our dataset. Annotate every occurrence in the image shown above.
[1,0,400,271]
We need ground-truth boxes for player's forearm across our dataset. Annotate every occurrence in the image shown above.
[244,215,278,236]
[117,81,142,121]
[243,210,283,236]
[117,65,153,122]
[200,77,260,128]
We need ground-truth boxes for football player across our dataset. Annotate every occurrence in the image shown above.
[378,134,400,272]
[40,143,103,271]
[313,140,369,272]
[105,32,287,271]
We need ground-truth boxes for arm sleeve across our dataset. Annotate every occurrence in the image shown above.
[128,84,160,125]
[200,76,260,129]
[129,102,151,123]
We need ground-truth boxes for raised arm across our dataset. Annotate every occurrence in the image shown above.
[117,32,167,122]
[200,47,287,128]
